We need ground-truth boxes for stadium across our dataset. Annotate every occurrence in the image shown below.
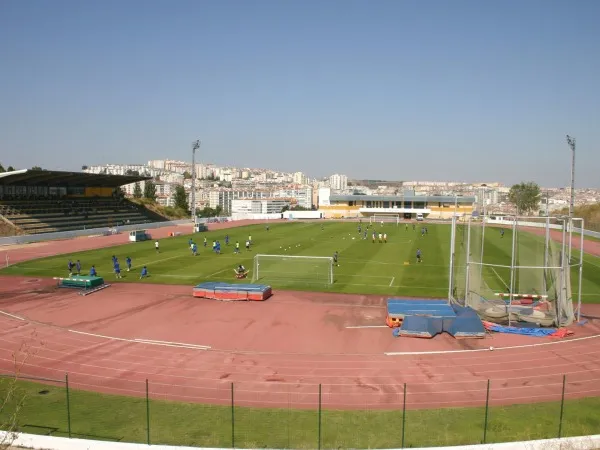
[317,187,476,220]
[1,170,600,450]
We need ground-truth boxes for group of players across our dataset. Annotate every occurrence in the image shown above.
[66,219,435,281]
[67,255,149,280]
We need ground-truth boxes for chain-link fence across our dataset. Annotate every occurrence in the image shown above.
[1,373,599,449]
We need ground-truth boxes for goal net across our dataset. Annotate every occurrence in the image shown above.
[369,214,400,225]
[449,215,581,327]
[252,254,334,286]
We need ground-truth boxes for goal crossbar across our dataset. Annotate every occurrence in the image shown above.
[370,214,400,225]
[252,254,334,285]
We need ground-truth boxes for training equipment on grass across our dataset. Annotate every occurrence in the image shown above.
[252,254,334,286]
[369,214,400,225]
[387,299,485,339]
[448,215,584,327]
[53,275,111,296]
[192,282,272,301]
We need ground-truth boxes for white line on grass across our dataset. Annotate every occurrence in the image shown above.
[384,333,600,356]
[490,267,509,290]
[389,277,395,287]
[345,325,388,329]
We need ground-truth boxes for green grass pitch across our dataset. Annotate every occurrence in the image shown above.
[2,221,600,302]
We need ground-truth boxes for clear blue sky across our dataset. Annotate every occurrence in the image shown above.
[1,0,599,187]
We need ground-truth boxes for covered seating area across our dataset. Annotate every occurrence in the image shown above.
[0,170,167,234]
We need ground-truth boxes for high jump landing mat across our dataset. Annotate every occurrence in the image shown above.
[193,282,272,301]
[387,299,485,339]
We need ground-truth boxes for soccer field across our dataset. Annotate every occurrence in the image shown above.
[2,221,600,300]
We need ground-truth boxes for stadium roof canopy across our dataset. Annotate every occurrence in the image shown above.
[330,194,476,204]
[0,169,150,188]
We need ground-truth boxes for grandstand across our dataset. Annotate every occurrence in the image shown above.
[0,169,167,235]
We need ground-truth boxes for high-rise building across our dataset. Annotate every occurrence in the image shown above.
[293,172,307,185]
[329,174,348,191]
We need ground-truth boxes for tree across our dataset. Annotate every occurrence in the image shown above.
[215,205,223,216]
[125,169,140,176]
[143,180,156,201]
[0,163,4,173]
[6,166,15,172]
[1,334,39,450]
[133,182,142,199]
[173,185,189,212]
[509,182,541,214]
[183,171,192,180]
[30,166,43,171]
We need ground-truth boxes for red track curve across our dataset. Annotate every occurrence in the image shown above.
[0,220,599,411]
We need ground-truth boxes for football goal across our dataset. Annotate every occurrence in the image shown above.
[369,214,400,225]
[252,254,334,286]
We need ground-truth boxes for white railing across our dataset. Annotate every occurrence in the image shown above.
[0,219,194,247]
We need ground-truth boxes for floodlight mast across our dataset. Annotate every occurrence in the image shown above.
[191,140,200,220]
[566,135,576,219]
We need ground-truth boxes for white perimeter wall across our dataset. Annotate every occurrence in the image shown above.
[2,431,600,450]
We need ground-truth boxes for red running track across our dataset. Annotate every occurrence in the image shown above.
[0,219,599,410]
[1,277,600,410]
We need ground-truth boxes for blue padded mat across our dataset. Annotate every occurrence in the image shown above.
[395,316,444,338]
[387,299,456,318]
[194,282,270,292]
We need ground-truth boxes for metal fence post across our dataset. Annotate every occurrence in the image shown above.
[318,384,322,450]
[146,379,150,445]
[558,375,566,438]
[483,379,490,444]
[231,382,235,449]
[65,373,72,438]
[401,383,407,448]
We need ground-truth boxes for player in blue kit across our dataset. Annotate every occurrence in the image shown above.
[416,248,422,264]
[140,266,148,279]
[126,256,132,271]
[114,260,122,278]
[89,265,97,277]
[225,235,229,245]
[192,243,198,256]
[67,260,74,276]
[76,260,81,275]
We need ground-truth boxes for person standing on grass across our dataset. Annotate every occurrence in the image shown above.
[248,235,252,245]
[126,256,132,272]
[90,265,97,277]
[203,237,207,247]
[378,232,383,243]
[114,260,122,279]
[67,259,74,276]
[416,248,422,264]
[246,239,251,251]
[76,260,81,275]
[192,243,198,256]
[235,241,240,254]
[405,223,408,231]
[500,228,505,239]
[225,234,230,245]
[372,231,376,243]
[155,240,160,254]
[383,233,387,243]
[333,251,339,267]
[140,266,148,279]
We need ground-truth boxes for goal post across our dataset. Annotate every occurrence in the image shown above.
[369,214,400,225]
[252,254,334,286]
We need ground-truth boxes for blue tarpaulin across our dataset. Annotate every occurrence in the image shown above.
[484,323,558,337]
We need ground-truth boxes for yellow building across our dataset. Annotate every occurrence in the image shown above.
[318,188,475,219]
